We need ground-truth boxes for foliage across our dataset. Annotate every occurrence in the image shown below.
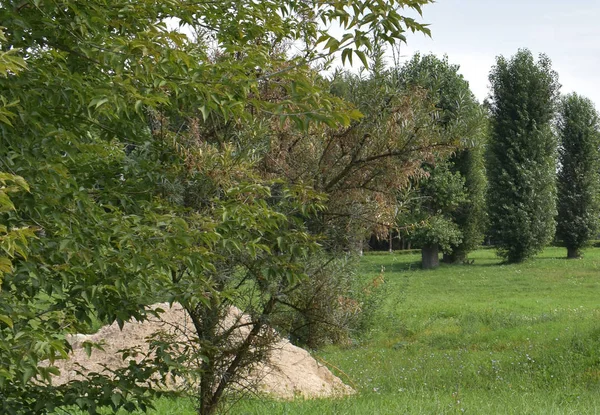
[487,49,560,263]
[400,163,465,253]
[0,1,433,414]
[394,54,487,262]
[394,54,483,137]
[0,173,33,282]
[556,93,600,258]
[0,27,33,286]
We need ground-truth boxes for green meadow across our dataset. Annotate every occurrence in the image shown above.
[100,247,600,414]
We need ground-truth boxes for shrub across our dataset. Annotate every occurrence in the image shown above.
[272,254,387,348]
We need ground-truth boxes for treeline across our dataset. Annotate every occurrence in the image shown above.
[367,50,600,269]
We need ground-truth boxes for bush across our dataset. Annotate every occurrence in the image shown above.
[271,254,387,349]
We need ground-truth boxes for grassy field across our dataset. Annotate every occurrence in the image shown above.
[84,247,600,414]
[229,247,600,414]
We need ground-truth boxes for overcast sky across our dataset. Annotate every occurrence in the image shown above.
[397,0,600,107]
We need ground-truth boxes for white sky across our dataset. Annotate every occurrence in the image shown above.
[394,0,600,107]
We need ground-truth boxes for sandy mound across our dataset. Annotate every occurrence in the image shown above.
[51,303,354,400]
[252,337,354,399]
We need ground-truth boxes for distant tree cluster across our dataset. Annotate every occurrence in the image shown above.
[393,54,487,268]
[391,49,600,266]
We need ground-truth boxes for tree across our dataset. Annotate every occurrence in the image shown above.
[403,162,466,269]
[394,54,487,267]
[443,138,488,263]
[314,72,453,251]
[256,66,454,253]
[0,28,33,287]
[556,93,600,259]
[487,49,560,263]
[0,1,433,414]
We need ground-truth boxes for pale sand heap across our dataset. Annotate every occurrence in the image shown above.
[51,303,354,400]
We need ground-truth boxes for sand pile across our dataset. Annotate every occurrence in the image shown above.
[51,303,354,400]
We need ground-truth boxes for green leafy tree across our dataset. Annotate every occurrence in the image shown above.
[487,49,560,263]
[395,54,487,267]
[556,93,600,258]
[401,163,466,269]
[444,139,488,263]
[0,28,33,286]
[0,1,432,414]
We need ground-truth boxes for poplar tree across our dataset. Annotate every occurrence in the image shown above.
[487,49,560,263]
[556,93,600,258]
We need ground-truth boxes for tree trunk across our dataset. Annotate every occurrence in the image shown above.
[421,244,439,269]
[567,247,581,259]
[442,251,466,264]
[442,252,453,264]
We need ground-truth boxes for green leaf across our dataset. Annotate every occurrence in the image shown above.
[199,105,209,121]
[0,256,12,274]
[111,393,122,407]
[354,50,369,68]
[0,191,15,211]
[341,48,353,66]
[22,366,35,383]
[88,97,109,109]
[0,314,13,328]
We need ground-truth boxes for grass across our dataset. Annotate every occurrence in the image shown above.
[67,247,600,414]
[229,247,600,414]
